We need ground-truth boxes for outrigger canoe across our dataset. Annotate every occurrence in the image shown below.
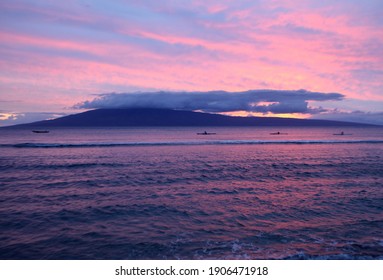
[197,131,216,135]
[333,132,352,135]
[270,132,288,135]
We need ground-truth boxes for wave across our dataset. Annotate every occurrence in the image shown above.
[2,139,383,148]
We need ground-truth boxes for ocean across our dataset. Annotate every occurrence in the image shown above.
[0,127,382,259]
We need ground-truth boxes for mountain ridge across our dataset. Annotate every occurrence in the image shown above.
[3,108,378,128]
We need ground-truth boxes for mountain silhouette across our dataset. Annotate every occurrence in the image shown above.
[6,108,376,128]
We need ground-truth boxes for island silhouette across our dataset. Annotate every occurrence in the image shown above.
[5,108,377,128]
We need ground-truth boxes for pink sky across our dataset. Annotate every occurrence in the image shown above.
[1,0,382,125]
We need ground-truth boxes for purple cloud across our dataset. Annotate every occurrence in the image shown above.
[75,89,344,114]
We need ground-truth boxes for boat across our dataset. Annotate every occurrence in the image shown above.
[270,132,288,135]
[333,132,352,135]
[197,131,216,135]
[32,130,49,133]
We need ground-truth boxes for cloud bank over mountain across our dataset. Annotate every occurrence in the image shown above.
[75,89,344,115]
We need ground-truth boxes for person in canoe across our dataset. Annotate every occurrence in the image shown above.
[333,131,352,135]
[270,131,287,135]
[197,131,216,135]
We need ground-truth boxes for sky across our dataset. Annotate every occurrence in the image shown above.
[0,0,383,126]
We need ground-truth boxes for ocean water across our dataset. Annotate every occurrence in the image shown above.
[0,127,382,260]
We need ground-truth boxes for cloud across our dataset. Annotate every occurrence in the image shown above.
[313,109,383,125]
[75,89,344,114]
[0,112,67,127]
[1,0,382,120]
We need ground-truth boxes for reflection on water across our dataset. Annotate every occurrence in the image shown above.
[0,127,382,259]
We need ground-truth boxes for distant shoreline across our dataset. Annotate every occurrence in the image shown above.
[1,108,380,129]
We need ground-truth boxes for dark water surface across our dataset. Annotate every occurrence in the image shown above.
[1,127,382,259]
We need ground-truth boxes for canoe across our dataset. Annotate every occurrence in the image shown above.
[270,132,288,135]
[197,132,216,135]
[333,133,352,135]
